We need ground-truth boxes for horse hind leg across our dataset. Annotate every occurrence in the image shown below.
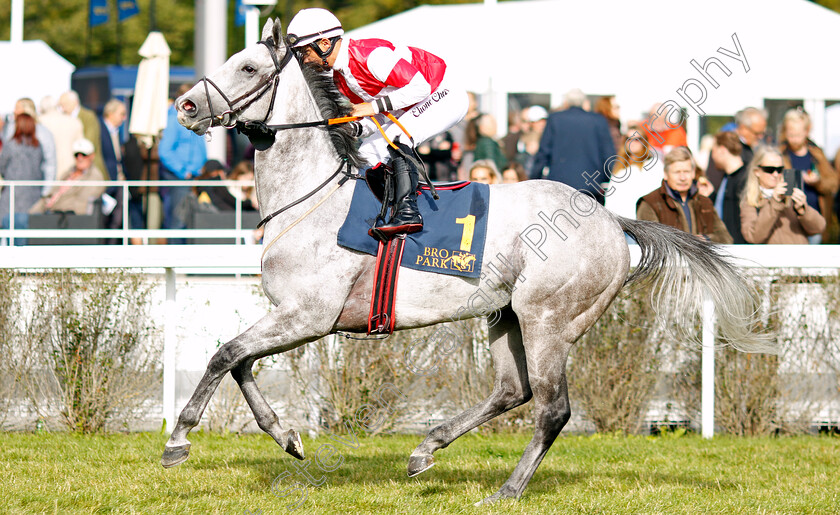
[408,308,532,477]
[477,270,624,505]
[476,335,573,505]
[230,359,304,460]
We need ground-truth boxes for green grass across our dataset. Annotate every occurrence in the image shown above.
[1,430,839,514]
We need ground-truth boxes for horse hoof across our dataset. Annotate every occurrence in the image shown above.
[474,489,515,506]
[407,453,434,477]
[285,429,305,460]
[161,443,191,468]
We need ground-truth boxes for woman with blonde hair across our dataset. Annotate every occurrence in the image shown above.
[469,159,501,185]
[740,146,825,244]
[777,108,838,243]
[471,113,507,172]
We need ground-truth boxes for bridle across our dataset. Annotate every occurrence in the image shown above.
[192,36,363,240]
[191,36,436,247]
[197,36,294,129]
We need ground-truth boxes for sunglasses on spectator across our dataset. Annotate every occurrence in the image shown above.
[758,165,783,174]
[75,153,91,158]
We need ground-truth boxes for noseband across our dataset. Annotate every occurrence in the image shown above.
[198,36,293,128]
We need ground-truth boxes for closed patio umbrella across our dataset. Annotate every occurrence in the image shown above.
[130,31,170,147]
[129,31,170,232]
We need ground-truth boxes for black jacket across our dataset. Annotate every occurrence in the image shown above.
[718,164,748,244]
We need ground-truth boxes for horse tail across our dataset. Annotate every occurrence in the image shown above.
[617,216,775,354]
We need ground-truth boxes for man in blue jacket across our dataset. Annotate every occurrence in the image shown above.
[159,85,207,243]
[530,89,615,204]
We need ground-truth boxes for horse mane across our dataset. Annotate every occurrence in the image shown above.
[300,64,363,169]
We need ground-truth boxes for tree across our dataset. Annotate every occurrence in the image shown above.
[0,0,477,68]
[0,0,196,66]
[812,0,840,14]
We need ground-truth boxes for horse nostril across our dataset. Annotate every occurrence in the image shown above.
[181,99,197,114]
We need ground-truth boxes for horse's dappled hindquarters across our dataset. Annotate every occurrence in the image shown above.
[163,17,772,505]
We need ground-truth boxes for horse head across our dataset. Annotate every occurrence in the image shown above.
[177,18,292,135]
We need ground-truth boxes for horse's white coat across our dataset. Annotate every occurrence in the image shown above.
[164,19,771,505]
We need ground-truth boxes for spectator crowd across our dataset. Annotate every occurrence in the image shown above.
[437,89,839,247]
[2,85,839,247]
[0,85,260,246]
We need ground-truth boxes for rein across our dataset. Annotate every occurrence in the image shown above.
[259,157,359,263]
[256,157,359,229]
[196,36,437,255]
[239,112,438,200]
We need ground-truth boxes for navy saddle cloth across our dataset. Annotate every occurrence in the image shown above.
[337,178,490,278]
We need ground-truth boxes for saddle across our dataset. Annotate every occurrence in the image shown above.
[364,163,467,204]
[337,176,490,335]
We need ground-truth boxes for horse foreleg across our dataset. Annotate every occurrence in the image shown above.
[230,358,304,460]
[161,311,310,468]
[161,337,248,467]
[408,309,532,477]
[476,337,573,506]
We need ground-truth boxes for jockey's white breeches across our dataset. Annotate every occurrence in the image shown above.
[357,74,468,167]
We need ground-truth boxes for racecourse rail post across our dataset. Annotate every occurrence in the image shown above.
[701,293,716,438]
[163,267,177,433]
[9,184,16,246]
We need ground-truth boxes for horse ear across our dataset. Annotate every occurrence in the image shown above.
[261,19,275,43]
[272,18,283,46]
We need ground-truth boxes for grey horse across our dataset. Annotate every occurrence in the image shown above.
[163,19,771,505]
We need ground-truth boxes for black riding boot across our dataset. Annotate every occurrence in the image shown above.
[369,153,423,241]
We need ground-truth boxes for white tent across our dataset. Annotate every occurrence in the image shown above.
[346,0,840,148]
[0,40,75,116]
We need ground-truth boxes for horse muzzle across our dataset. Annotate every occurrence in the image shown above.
[176,107,212,136]
[180,98,198,116]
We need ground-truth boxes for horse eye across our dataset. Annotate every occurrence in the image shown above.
[242,65,256,74]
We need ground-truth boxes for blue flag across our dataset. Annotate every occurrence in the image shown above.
[90,0,109,27]
[235,0,248,27]
[118,0,140,21]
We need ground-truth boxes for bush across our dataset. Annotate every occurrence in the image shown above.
[0,270,24,429]
[279,316,532,435]
[17,270,161,432]
[569,287,663,434]
[675,271,840,435]
[283,331,418,434]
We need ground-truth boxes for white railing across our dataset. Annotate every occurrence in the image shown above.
[0,179,259,245]
[1,241,838,435]
[0,245,261,432]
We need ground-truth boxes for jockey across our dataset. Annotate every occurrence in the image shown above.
[287,8,469,241]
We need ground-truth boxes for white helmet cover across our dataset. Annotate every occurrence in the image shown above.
[287,8,344,48]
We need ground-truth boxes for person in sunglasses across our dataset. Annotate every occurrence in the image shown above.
[286,8,469,240]
[30,138,107,216]
[740,147,825,244]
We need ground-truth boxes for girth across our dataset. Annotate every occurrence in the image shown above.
[368,236,407,335]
